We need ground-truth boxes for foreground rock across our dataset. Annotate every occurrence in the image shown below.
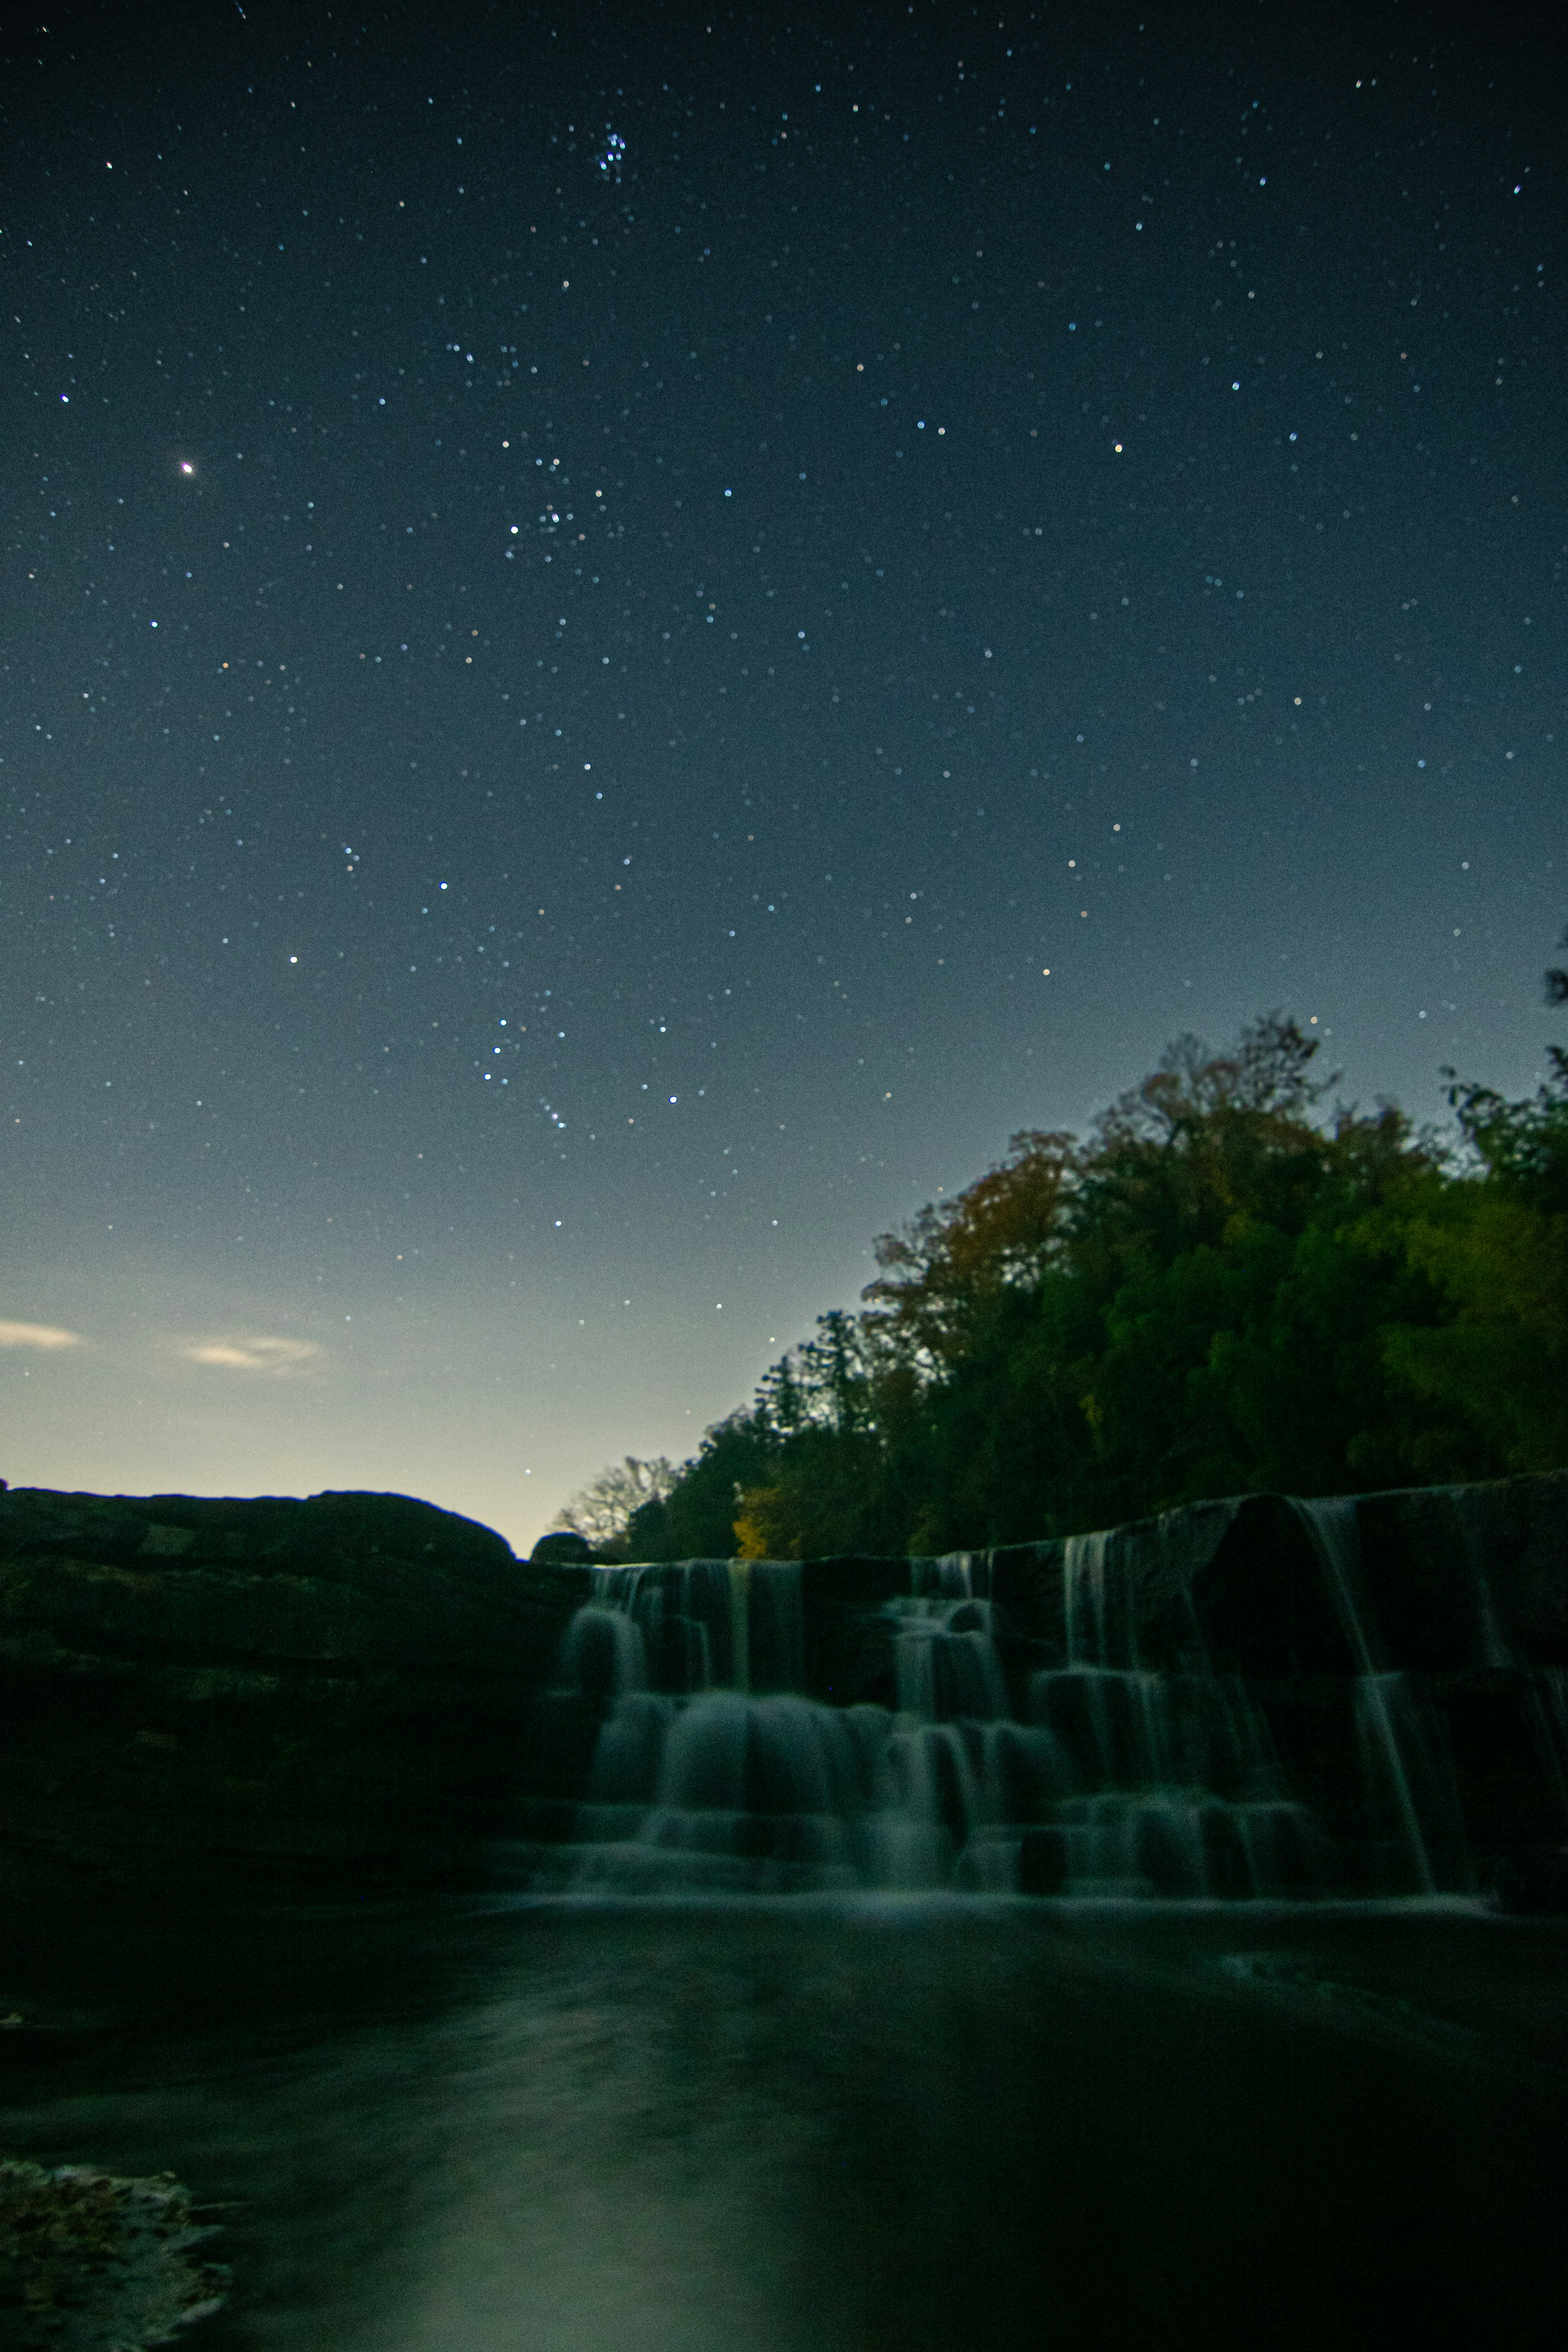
[0,1487,586,1898]
[0,2157,227,2348]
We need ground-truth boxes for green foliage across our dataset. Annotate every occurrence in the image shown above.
[1376,1076,1568,1475]
[1441,1047,1568,1213]
[623,1009,1568,1558]
[622,1413,778,1560]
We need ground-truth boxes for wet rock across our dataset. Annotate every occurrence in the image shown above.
[8,1472,1568,1898]
[1492,1846,1568,1915]
[1330,1474,1568,1671]
[1017,1826,1069,1895]
[0,1488,586,1896]
[0,2157,228,2348]
[797,1555,916,1704]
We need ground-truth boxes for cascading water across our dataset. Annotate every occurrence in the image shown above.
[1451,1489,1515,1673]
[1287,1497,1472,1894]
[1446,1489,1568,1836]
[523,1533,1380,1900]
[1025,1528,1324,1898]
[546,1559,897,1894]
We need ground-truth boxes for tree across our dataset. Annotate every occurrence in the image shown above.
[618,1007,1568,1562]
[861,1129,1078,1370]
[550,1456,676,1557]
[1545,926,1568,1009]
[1375,956,1568,1473]
[1381,1184,1568,1475]
[621,1412,779,1560]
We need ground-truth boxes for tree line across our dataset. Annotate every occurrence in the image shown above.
[553,978,1568,1561]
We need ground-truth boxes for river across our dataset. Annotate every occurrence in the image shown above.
[3,1889,1564,2349]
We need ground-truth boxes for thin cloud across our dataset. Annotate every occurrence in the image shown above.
[0,1319,85,1352]
[179,1336,320,1374]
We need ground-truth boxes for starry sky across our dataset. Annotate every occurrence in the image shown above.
[3,0,1561,1549]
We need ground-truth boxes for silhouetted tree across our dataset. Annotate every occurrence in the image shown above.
[1546,927,1568,1008]
[611,1004,1568,1559]
[550,1456,676,1557]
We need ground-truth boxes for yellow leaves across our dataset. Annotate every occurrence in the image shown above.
[733,1487,790,1561]
[864,1128,1078,1360]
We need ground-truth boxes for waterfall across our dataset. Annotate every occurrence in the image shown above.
[557,1602,647,1704]
[889,1557,1010,1726]
[1290,1495,1376,1674]
[1021,1657,1323,1900]
[1064,1529,1116,1666]
[1451,1489,1515,1672]
[1442,1489,1568,1842]
[1288,1497,1472,1895]
[519,1531,1348,1900]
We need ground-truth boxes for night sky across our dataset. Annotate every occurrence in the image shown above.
[3,2,1561,1548]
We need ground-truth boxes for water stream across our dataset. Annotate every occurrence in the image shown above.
[5,1898,1560,2352]
[7,1496,1568,2344]
[1287,1497,1474,1895]
[521,1515,1483,1899]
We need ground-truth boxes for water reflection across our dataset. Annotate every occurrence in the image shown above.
[1,1898,1563,2350]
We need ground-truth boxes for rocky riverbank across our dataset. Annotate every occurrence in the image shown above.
[4,1472,1567,1903]
[0,1486,585,1900]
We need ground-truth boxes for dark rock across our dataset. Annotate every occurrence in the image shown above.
[981,1475,1568,1684]
[1185,1496,1356,1676]
[1017,1826,1069,1896]
[0,1487,586,1898]
[0,2156,229,2349]
[530,1530,597,1564]
[1354,1473,1568,1669]
[797,1555,916,1704]
[1492,1846,1568,1915]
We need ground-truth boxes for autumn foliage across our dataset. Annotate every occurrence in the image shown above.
[620,1011,1568,1561]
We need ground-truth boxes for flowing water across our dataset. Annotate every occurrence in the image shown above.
[1287,1497,1476,1893]
[7,1508,1568,2345]
[526,1525,1476,1900]
[3,1893,1565,2352]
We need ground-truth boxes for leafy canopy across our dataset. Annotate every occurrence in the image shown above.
[580,1000,1568,1561]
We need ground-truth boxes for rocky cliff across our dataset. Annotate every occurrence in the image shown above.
[0,1486,586,1897]
[6,1472,1567,1902]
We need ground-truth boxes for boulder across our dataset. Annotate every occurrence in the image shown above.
[0,2158,228,2351]
[0,1486,586,1896]
[530,1530,597,1564]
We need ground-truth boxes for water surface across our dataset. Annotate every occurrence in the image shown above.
[4,1894,1564,2350]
